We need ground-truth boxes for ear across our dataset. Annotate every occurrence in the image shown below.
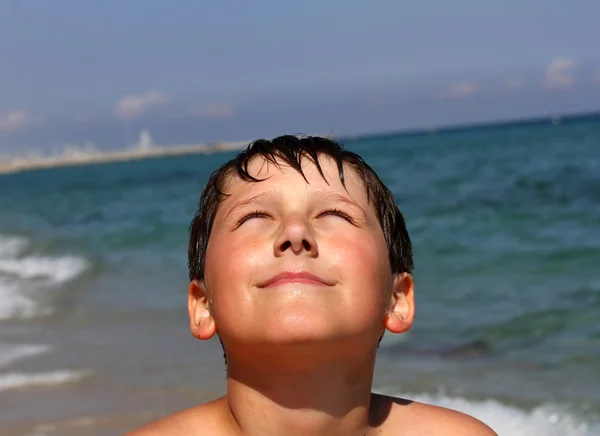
[188,280,217,340]
[384,272,415,334]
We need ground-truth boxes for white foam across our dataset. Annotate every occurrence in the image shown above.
[33,416,98,434]
[0,234,29,257]
[0,343,51,368]
[0,370,90,391]
[0,234,89,320]
[0,278,39,319]
[381,390,599,436]
[0,255,88,283]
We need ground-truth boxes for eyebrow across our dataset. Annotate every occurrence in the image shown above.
[224,190,367,220]
[318,192,368,218]
[224,190,279,221]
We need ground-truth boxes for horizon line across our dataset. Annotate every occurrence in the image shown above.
[339,109,600,142]
[1,109,599,176]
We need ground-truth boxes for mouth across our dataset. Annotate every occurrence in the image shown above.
[258,271,335,288]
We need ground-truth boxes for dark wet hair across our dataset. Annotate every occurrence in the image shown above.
[188,135,413,282]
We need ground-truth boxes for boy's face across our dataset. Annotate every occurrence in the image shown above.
[194,155,412,348]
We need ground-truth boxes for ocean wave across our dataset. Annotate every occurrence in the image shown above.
[0,369,90,391]
[0,343,51,368]
[0,278,41,319]
[0,255,88,282]
[0,234,88,320]
[379,390,598,436]
[0,234,29,257]
[0,343,83,393]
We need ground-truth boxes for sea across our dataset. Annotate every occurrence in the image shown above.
[1,115,599,435]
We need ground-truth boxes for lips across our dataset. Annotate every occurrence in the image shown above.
[258,271,335,288]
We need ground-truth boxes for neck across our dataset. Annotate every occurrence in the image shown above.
[224,343,378,436]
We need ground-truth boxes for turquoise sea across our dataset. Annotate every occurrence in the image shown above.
[1,115,599,435]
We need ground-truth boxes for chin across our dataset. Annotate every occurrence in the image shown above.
[258,314,376,345]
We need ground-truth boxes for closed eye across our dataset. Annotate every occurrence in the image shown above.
[317,208,354,223]
[236,210,272,227]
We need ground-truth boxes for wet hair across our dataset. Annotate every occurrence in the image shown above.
[188,135,413,361]
[188,135,413,282]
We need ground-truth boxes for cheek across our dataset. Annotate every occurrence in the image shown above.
[325,231,391,325]
[204,232,264,308]
[207,231,260,276]
[326,231,390,288]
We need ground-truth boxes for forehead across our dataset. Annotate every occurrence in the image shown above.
[223,154,369,201]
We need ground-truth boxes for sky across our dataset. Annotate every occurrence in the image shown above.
[1,0,600,154]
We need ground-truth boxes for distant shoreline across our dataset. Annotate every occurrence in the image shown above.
[1,110,598,175]
[0,141,247,175]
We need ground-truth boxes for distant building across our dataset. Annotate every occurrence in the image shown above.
[137,129,153,150]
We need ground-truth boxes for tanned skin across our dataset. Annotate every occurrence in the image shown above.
[125,154,497,436]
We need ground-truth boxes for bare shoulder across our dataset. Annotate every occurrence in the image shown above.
[122,397,228,436]
[371,393,497,435]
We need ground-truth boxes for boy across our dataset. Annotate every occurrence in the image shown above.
[126,135,496,435]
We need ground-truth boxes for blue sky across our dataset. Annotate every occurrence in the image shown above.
[1,0,599,153]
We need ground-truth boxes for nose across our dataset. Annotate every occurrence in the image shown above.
[273,214,319,257]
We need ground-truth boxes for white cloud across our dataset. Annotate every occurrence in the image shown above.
[190,101,235,119]
[115,91,169,120]
[544,57,577,89]
[505,77,525,91]
[441,82,481,99]
[0,110,29,132]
